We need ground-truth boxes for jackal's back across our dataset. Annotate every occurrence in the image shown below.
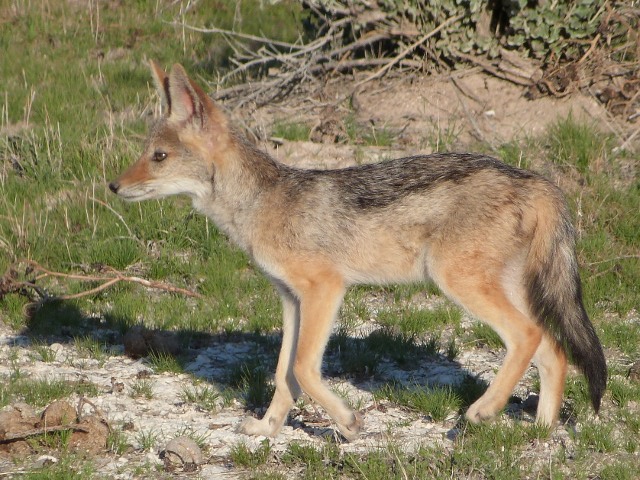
[315,153,535,210]
[266,152,547,241]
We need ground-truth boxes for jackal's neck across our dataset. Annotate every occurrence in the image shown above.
[232,130,284,187]
[193,129,284,251]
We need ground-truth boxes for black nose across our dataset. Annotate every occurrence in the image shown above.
[109,181,119,194]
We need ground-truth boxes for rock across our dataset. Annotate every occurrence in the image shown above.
[70,415,110,454]
[50,343,65,360]
[39,400,76,427]
[123,325,180,358]
[162,436,204,472]
[34,455,58,468]
[628,360,640,382]
[0,404,38,440]
[0,404,39,454]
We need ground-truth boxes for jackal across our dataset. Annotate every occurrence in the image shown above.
[110,62,607,440]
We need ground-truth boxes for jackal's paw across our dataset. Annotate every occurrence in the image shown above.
[237,416,280,437]
[337,412,364,442]
[465,401,498,424]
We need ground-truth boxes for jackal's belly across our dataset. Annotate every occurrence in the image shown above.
[338,234,430,285]
[250,226,430,289]
[341,259,428,285]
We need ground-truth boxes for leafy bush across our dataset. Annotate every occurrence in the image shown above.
[305,0,632,62]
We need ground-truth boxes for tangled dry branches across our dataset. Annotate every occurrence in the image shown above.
[171,6,464,108]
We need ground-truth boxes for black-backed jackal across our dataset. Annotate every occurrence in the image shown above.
[110,62,607,441]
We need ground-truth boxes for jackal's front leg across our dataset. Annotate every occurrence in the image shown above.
[292,273,363,441]
[238,287,301,437]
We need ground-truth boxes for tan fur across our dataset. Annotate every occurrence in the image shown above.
[115,156,151,188]
[109,62,606,440]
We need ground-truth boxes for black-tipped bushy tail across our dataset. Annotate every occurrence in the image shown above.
[526,198,607,413]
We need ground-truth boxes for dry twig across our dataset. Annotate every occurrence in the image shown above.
[0,260,203,302]
[2,425,90,442]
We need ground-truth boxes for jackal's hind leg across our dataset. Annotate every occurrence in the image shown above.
[434,259,542,423]
[238,288,301,437]
[533,333,567,426]
[464,318,541,423]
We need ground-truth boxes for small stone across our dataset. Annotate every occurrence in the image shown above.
[50,343,64,354]
[0,404,38,439]
[12,402,37,420]
[70,415,110,453]
[123,325,180,358]
[34,455,58,468]
[162,436,204,471]
[40,400,76,427]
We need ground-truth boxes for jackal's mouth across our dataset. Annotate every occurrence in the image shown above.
[112,185,157,201]
[121,192,157,202]
[120,193,152,201]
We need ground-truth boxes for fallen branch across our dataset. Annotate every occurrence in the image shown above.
[168,21,311,50]
[2,425,90,442]
[587,254,640,266]
[0,260,203,302]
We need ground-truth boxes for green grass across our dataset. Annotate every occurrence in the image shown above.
[608,377,640,407]
[598,460,640,480]
[147,350,184,374]
[136,428,161,451]
[130,379,154,400]
[547,114,610,174]
[107,428,131,456]
[345,113,395,147]
[18,457,98,480]
[272,121,311,141]
[563,375,593,415]
[469,322,505,349]
[180,383,220,411]
[598,319,640,357]
[332,333,382,378]
[227,358,275,408]
[375,383,461,422]
[0,375,98,408]
[497,140,531,168]
[427,118,462,152]
[574,421,617,453]
[377,304,461,337]
[451,422,549,479]
[230,439,272,468]
[31,342,57,363]
[328,328,439,370]
[0,0,282,338]
[281,441,326,469]
[362,125,394,147]
[73,335,108,363]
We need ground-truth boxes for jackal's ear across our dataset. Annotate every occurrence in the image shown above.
[149,60,171,115]
[167,64,210,127]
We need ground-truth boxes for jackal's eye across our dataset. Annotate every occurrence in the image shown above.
[152,151,167,162]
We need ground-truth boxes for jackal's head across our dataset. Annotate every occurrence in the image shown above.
[109,61,229,202]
